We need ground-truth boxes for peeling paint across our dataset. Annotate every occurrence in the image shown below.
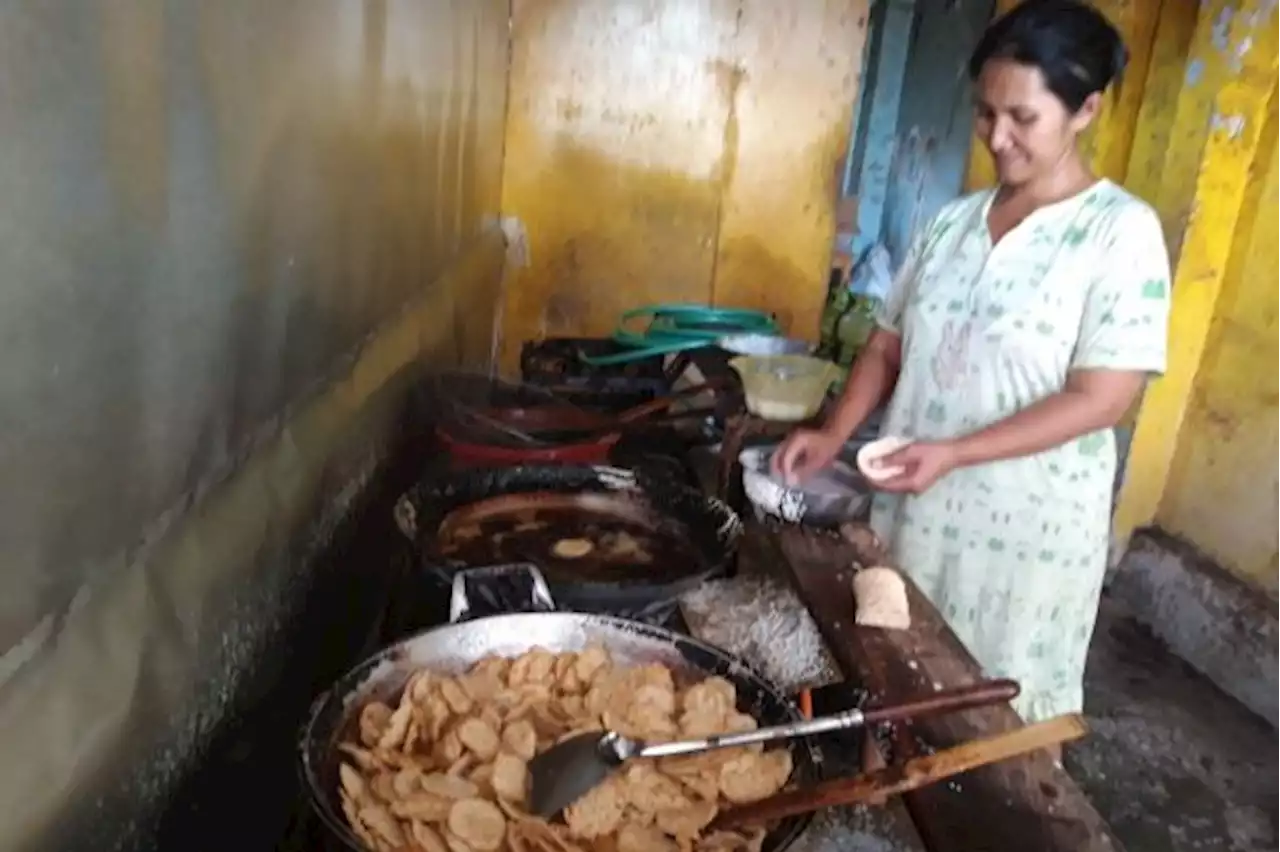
[1211,7,1234,52]
[1229,34,1253,71]
[1186,58,1206,86]
[1245,0,1280,28]
[1211,112,1248,139]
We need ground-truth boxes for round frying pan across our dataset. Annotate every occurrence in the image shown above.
[298,611,820,852]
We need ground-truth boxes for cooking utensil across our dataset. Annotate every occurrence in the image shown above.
[712,713,1089,830]
[729,355,841,422]
[527,678,1020,818]
[434,489,709,586]
[437,381,723,466]
[435,421,623,467]
[520,336,675,411]
[393,464,741,627]
[739,444,872,525]
[489,379,723,435]
[299,605,821,852]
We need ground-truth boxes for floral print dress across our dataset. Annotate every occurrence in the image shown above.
[870,180,1171,722]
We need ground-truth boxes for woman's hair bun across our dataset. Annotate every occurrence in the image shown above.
[969,0,1128,112]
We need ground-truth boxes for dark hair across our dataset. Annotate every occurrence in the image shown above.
[968,0,1128,112]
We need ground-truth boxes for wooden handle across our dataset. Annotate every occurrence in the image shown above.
[615,380,725,424]
[862,678,1020,725]
[711,714,1088,831]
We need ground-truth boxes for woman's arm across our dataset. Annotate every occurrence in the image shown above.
[821,328,903,440]
[777,216,933,483]
[949,368,1146,466]
[773,329,903,481]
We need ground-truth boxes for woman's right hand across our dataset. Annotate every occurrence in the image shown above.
[772,428,844,485]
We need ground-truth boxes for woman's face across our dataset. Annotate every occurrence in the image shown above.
[972,58,1098,187]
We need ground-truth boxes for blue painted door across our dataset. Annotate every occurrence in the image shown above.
[881,0,995,265]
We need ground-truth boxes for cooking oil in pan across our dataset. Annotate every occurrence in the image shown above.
[436,505,705,585]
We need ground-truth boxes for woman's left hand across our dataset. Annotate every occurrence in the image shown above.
[875,440,961,494]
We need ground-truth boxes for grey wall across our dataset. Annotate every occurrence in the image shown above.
[0,2,511,848]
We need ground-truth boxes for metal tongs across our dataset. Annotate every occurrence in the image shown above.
[527,678,1020,817]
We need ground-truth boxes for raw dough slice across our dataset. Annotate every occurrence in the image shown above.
[551,538,595,559]
[853,566,911,630]
[855,436,912,482]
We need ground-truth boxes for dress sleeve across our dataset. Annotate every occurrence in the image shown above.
[1070,204,1171,374]
[874,225,928,336]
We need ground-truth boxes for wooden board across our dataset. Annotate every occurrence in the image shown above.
[770,524,1126,852]
[681,524,927,851]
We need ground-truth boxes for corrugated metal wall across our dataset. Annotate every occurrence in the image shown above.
[0,2,510,849]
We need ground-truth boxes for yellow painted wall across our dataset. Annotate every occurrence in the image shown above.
[1159,104,1278,595]
[961,0,1279,594]
[1111,1,1280,596]
[497,0,868,370]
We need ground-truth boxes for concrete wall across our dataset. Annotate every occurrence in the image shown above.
[496,0,870,369]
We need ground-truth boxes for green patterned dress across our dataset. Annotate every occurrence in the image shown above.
[870,180,1171,722]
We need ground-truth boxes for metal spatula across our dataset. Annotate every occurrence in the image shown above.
[527,678,1019,818]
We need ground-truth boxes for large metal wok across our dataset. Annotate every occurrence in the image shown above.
[299,566,821,852]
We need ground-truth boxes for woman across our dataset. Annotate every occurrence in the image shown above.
[776,0,1171,725]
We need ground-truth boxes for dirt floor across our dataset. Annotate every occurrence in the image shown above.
[1067,591,1279,852]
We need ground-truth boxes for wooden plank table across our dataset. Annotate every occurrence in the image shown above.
[768,524,1125,852]
[678,522,927,851]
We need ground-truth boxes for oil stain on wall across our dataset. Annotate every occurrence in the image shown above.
[498,0,869,368]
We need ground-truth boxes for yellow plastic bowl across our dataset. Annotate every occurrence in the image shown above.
[729,354,839,422]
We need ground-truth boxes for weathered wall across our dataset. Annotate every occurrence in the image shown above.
[1112,0,1278,584]
[1159,107,1278,596]
[0,2,510,849]
[497,0,869,369]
